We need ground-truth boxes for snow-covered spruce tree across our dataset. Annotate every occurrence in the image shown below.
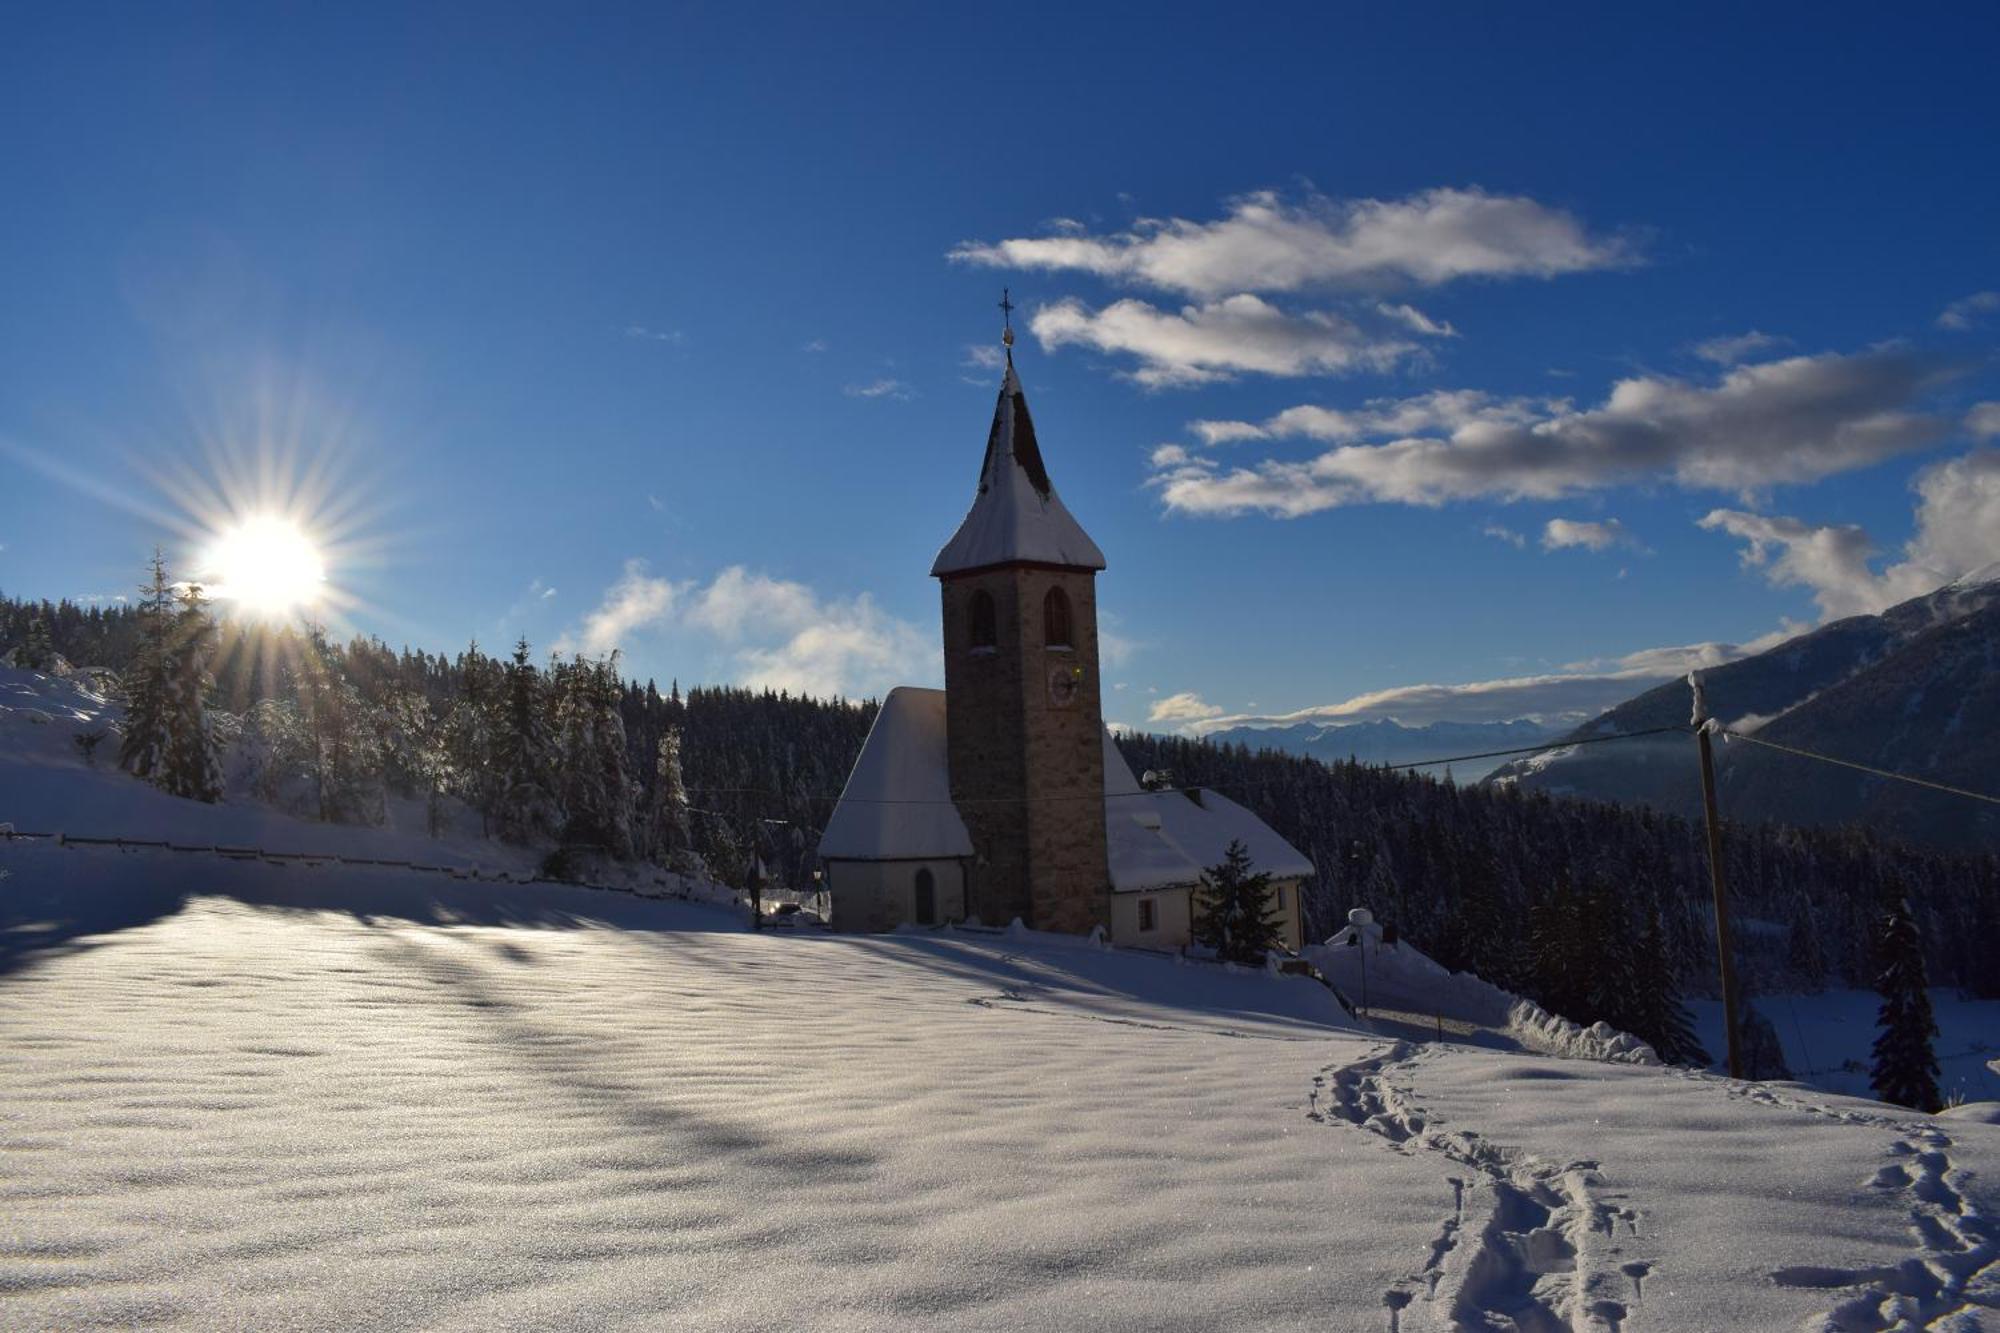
[551,655,635,859]
[155,583,223,802]
[12,614,58,672]
[493,637,556,844]
[445,643,505,836]
[1527,873,1589,1021]
[1631,908,1710,1067]
[117,552,177,781]
[647,725,696,870]
[1870,889,1942,1112]
[388,689,452,837]
[292,627,387,825]
[1194,839,1281,966]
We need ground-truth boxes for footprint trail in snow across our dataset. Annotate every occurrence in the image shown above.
[1310,1043,1648,1332]
[1770,1125,1998,1331]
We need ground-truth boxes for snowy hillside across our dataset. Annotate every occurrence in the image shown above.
[0,664,532,870]
[1203,717,1566,781]
[4,842,1997,1330]
[1488,574,2000,849]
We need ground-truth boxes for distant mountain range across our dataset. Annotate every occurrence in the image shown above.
[1202,717,1568,780]
[1486,568,2000,850]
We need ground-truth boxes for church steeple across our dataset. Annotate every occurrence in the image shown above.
[934,296,1111,937]
[931,351,1107,578]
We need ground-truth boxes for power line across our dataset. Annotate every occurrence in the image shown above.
[1717,729,2000,809]
[683,724,1694,807]
[1378,724,1690,771]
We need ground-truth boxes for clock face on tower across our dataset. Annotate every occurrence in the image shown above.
[1047,662,1081,709]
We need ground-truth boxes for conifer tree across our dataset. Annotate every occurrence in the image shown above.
[1195,839,1281,965]
[648,724,695,869]
[1870,889,1942,1112]
[13,614,57,671]
[1631,908,1710,1066]
[446,643,504,835]
[494,637,555,843]
[156,582,223,802]
[118,552,176,781]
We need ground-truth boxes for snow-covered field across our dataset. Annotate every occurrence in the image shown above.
[4,842,1996,1331]
[1690,990,2000,1108]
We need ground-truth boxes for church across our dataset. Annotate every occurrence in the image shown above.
[816,324,1314,951]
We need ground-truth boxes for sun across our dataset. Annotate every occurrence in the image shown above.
[202,514,328,616]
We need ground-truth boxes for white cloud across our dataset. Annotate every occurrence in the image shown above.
[1194,626,1799,732]
[1150,348,1951,517]
[843,378,914,400]
[962,343,1007,372]
[1938,291,2000,331]
[1156,613,1836,739]
[624,325,685,345]
[1969,402,2000,439]
[1193,388,1548,446]
[1690,330,1789,364]
[1699,448,2000,620]
[1541,517,1636,552]
[555,560,680,656]
[1149,690,1224,725]
[1481,523,1527,549]
[558,563,932,700]
[803,339,828,353]
[1031,294,1418,388]
[950,187,1630,297]
[1375,302,1458,337]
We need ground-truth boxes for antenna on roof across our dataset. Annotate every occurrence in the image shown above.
[998,288,1016,363]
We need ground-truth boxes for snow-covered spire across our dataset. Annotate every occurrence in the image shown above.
[931,356,1107,577]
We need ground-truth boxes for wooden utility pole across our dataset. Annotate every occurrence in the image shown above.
[1690,673,1743,1079]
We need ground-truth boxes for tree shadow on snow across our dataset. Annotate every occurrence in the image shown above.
[0,843,740,980]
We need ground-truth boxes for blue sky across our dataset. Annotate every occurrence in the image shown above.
[2,3,1996,731]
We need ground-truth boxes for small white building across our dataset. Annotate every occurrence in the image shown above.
[816,336,1313,948]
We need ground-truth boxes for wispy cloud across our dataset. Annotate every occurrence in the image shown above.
[1031,294,1419,388]
[1938,291,2000,331]
[624,324,686,345]
[1690,330,1789,364]
[1700,447,2000,620]
[843,378,915,400]
[555,560,679,656]
[1376,302,1458,337]
[802,339,828,353]
[1149,690,1224,726]
[558,562,931,700]
[1541,517,1637,552]
[951,187,1632,297]
[1191,627,1799,732]
[1481,523,1527,549]
[1149,347,1952,517]
[1192,388,1548,446]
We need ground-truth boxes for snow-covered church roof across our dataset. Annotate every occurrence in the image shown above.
[931,361,1107,578]
[818,686,1314,891]
[817,688,975,861]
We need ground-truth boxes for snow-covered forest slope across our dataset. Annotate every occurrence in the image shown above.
[3,846,1996,1331]
[1487,571,2000,850]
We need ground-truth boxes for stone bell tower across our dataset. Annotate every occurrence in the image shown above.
[931,314,1110,934]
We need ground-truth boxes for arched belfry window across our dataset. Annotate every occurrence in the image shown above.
[1043,587,1073,649]
[969,590,997,650]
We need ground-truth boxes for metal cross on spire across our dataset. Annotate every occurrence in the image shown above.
[998,288,1016,360]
